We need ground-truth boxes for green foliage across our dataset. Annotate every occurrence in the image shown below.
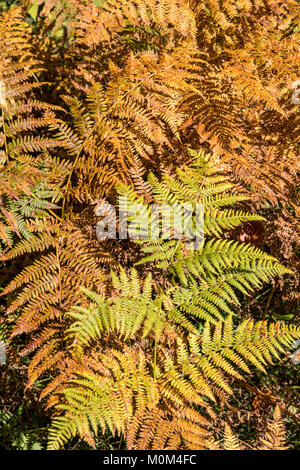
[118,150,292,324]
[0,1,19,12]
[0,156,69,252]
[0,408,45,450]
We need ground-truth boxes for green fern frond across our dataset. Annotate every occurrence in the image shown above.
[118,149,291,322]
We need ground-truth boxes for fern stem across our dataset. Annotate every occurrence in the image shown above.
[153,338,157,381]
[56,242,63,314]
[263,279,278,319]
[1,107,9,163]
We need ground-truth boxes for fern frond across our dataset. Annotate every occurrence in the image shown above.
[258,405,289,450]
[46,290,300,450]
[119,150,291,322]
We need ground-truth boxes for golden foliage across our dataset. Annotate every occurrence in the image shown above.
[0,1,299,451]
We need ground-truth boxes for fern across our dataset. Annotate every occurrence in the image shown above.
[0,1,298,451]
[46,293,300,449]
[117,149,292,323]
[44,152,298,449]
[0,6,69,252]
[258,405,289,450]
[216,405,289,450]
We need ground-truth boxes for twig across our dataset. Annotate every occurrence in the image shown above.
[236,379,300,423]
[263,279,278,319]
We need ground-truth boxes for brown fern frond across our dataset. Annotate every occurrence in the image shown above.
[258,405,289,450]
[2,222,106,387]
